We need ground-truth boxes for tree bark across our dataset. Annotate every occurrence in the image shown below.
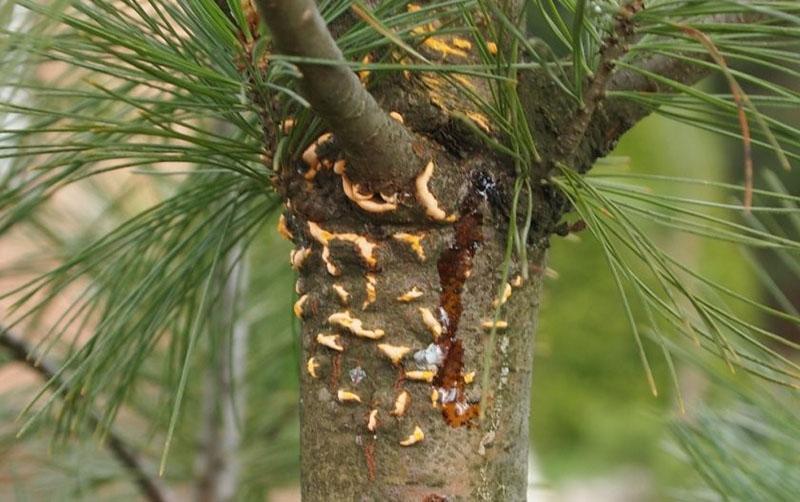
[288,201,545,501]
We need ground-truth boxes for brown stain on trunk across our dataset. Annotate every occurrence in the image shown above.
[329,353,341,392]
[434,186,483,427]
[364,438,377,481]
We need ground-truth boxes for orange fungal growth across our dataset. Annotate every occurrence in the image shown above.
[399,426,424,446]
[451,37,472,50]
[332,284,350,305]
[492,283,512,307]
[415,161,456,222]
[293,294,308,319]
[466,111,491,133]
[316,333,344,352]
[480,319,508,331]
[328,311,385,340]
[280,118,295,133]
[337,389,362,403]
[393,232,427,261]
[377,344,411,365]
[362,274,377,310]
[397,287,424,302]
[367,409,379,432]
[308,222,378,270]
[290,247,311,270]
[424,37,468,58]
[277,214,293,240]
[419,307,443,339]
[333,159,399,213]
[307,357,320,378]
[301,132,333,180]
[358,54,372,83]
[391,389,411,417]
[430,388,440,408]
[405,370,435,383]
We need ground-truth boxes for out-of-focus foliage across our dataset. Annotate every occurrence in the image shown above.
[534,113,743,478]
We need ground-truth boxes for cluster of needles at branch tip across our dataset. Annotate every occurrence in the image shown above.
[433,179,484,427]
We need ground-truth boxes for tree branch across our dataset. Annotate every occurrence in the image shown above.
[254,0,419,186]
[570,9,763,172]
[0,326,173,502]
[558,0,644,160]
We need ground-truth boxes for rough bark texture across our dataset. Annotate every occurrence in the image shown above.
[287,197,544,501]
[265,3,569,499]
[266,6,560,491]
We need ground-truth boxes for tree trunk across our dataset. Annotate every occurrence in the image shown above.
[286,188,545,500]
[265,3,554,496]
[256,2,561,499]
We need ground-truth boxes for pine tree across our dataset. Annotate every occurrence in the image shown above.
[1,0,799,500]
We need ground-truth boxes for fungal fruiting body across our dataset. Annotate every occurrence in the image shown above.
[307,357,320,378]
[405,370,436,383]
[320,246,339,276]
[337,389,362,403]
[333,159,346,175]
[280,118,295,133]
[362,274,377,310]
[392,232,427,261]
[466,111,491,133]
[377,344,411,365]
[328,311,385,339]
[415,161,456,222]
[316,333,344,352]
[277,214,292,240]
[342,175,399,212]
[481,320,509,331]
[430,389,440,408]
[367,409,379,432]
[481,319,509,331]
[492,282,512,307]
[336,160,398,213]
[307,222,378,273]
[391,390,411,417]
[510,274,524,288]
[301,132,333,180]
[358,54,371,83]
[463,371,476,384]
[451,37,472,50]
[389,111,404,123]
[419,307,443,339]
[293,294,308,319]
[290,247,311,270]
[332,284,350,305]
[399,426,424,446]
[397,287,424,302]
